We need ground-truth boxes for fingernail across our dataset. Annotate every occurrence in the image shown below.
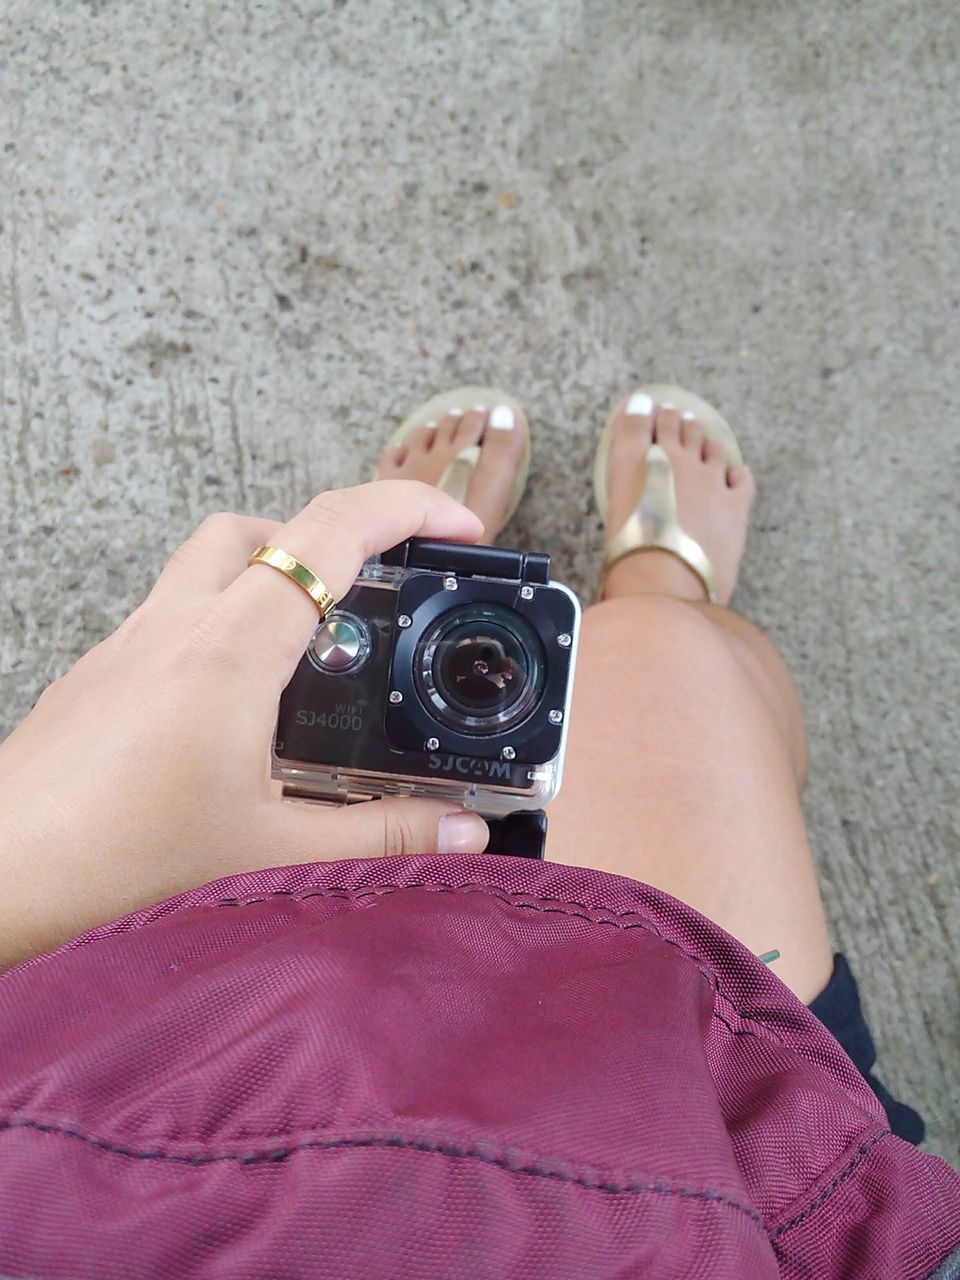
[489,404,515,430]
[438,812,488,854]
[681,410,697,421]
[626,391,654,416]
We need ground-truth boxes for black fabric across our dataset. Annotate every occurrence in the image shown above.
[809,952,926,1145]
[486,810,548,859]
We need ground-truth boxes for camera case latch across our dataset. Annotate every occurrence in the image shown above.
[381,539,551,586]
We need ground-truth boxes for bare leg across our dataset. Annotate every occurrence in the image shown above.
[377,393,832,1002]
[547,397,832,1002]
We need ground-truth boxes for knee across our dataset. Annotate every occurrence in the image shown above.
[582,595,744,687]
[579,594,807,782]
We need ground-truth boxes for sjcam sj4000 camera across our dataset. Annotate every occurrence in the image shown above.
[273,539,581,820]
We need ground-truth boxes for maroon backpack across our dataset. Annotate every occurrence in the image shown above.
[1,852,958,1278]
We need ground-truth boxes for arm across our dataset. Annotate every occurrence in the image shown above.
[0,481,489,971]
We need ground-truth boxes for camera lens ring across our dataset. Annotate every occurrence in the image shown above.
[414,603,546,737]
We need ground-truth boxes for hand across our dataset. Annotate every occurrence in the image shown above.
[0,481,490,970]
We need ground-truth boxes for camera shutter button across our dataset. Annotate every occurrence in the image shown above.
[312,616,364,672]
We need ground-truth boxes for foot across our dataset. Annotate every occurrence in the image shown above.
[376,404,529,543]
[602,392,756,605]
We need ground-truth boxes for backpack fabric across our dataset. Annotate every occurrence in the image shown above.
[1,852,958,1278]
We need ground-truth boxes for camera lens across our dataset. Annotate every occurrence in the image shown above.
[415,604,546,735]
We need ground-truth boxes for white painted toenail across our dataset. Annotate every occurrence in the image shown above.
[626,392,654,416]
[681,410,697,421]
[660,400,676,410]
[423,420,438,429]
[489,405,515,430]
[472,404,487,411]
[448,407,464,416]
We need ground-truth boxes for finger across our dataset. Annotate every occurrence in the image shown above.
[150,513,283,602]
[216,480,484,685]
[264,797,490,862]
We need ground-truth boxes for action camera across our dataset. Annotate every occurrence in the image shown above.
[273,539,581,820]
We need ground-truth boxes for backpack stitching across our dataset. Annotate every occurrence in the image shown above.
[193,881,788,1041]
[0,1116,766,1227]
[768,1131,892,1244]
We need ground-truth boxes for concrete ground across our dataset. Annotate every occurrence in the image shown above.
[1,2,957,1162]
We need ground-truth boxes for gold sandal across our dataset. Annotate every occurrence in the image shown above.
[377,385,531,523]
[593,384,744,604]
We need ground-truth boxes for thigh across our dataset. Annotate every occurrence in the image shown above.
[548,595,833,1002]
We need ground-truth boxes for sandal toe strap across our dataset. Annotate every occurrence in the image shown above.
[603,444,719,604]
[438,444,481,506]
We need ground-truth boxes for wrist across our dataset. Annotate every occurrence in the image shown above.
[0,796,95,971]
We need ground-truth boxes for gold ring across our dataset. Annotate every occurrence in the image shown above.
[247,546,337,619]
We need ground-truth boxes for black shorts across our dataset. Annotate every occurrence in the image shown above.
[810,953,925,1145]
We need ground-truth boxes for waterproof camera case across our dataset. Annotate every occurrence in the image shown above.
[273,539,581,843]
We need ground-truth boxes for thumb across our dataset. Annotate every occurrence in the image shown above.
[267,796,490,863]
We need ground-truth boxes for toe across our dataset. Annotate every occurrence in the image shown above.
[701,437,728,467]
[440,409,464,442]
[407,424,439,454]
[376,445,407,479]
[617,392,656,457]
[679,411,703,451]
[653,402,681,447]
[613,395,655,454]
[463,406,528,541]
[624,389,656,423]
[727,464,756,497]
[604,398,654,537]
[609,396,655,479]
[455,408,487,449]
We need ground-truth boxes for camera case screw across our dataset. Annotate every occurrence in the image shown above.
[501,746,516,761]
[425,736,440,751]
[389,690,403,704]
[520,585,535,601]
[548,709,564,725]
[443,576,458,591]
[557,633,572,648]
[398,614,412,629]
